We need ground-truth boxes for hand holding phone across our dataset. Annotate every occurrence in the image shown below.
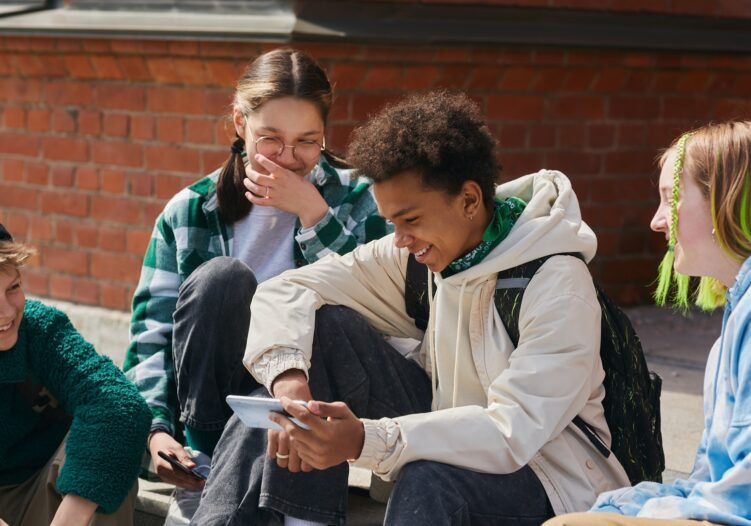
[157,450,208,481]
[226,395,310,430]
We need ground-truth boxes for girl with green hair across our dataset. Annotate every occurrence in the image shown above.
[544,120,751,526]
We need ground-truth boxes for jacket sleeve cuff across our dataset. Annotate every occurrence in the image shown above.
[295,208,341,261]
[351,418,403,478]
[249,347,310,392]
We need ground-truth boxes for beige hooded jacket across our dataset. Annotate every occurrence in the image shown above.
[244,169,630,513]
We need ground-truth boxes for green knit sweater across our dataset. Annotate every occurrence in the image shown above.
[0,300,151,514]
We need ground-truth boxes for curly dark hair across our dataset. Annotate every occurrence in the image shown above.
[347,91,501,205]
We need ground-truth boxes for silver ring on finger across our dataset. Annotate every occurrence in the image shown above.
[276,452,289,460]
[265,185,270,197]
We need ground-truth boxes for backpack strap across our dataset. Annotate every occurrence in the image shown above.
[493,253,611,458]
[405,253,433,331]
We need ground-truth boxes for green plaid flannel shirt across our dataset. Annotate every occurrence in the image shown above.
[122,158,390,434]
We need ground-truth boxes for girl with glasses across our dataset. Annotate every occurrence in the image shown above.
[122,48,390,525]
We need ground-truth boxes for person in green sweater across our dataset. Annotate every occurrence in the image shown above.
[0,223,151,526]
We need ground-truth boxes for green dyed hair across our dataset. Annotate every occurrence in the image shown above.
[655,121,751,311]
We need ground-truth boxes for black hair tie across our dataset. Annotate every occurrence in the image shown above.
[230,143,244,155]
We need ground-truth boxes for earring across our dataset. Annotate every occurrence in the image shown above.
[711,228,717,244]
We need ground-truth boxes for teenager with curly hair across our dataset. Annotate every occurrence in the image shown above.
[194,91,629,525]
[545,122,751,526]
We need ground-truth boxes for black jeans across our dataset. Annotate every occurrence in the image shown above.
[193,305,553,525]
[173,256,260,431]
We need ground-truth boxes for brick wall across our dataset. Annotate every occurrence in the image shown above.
[1,36,750,310]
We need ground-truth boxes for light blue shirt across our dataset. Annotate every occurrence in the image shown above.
[592,256,751,525]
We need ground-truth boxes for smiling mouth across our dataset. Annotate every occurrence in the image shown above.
[0,320,12,332]
[414,245,432,258]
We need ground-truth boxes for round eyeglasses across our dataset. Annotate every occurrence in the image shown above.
[248,130,326,162]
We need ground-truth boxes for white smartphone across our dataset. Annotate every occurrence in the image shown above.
[226,395,310,430]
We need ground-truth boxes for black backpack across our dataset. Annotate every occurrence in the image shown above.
[404,252,665,485]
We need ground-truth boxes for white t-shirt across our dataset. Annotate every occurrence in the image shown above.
[232,205,297,284]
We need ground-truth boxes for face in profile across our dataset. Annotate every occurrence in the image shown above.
[234,96,325,178]
[374,170,484,273]
[650,150,715,277]
[0,268,25,352]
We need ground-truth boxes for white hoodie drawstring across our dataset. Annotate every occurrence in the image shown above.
[451,279,469,408]
[427,270,438,406]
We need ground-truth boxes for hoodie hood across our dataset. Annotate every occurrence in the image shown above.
[440,169,597,285]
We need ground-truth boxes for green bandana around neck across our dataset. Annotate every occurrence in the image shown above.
[443,196,527,277]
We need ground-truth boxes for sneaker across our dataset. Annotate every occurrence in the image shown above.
[163,448,211,526]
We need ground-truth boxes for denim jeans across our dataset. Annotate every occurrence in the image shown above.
[173,256,260,431]
[193,305,553,525]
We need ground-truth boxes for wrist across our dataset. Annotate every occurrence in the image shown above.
[298,197,329,229]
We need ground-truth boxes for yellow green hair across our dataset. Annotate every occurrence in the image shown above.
[654,132,693,310]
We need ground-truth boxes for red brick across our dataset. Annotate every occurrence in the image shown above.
[186,118,215,145]
[49,274,74,301]
[78,110,101,135]
[169,40,200,57]
[662,96,708,120]
[290,42,361,61]
[97,85,146,111]
[529,125,555,149]
[588,124,615,149]
[131,115,156,141]
[351,94,396,120]
[558,124,588,149]
[204,89,233,116]
[75,224,98,248]
[547,151,602,176]
[494,124,528,149]
[91,55,125,80]
[24,270,49,297]
[365,46,434,62]
[617,124,646,148]
[148,87,205,114]
[30,216,52,242]
[118,56,151,81]
[435,65,472,89]
[173,58,208,85]
[158,116,184,144]
[14,53,47,77]
[328,63,368,91]
[45,81,93,106]
[154,175,185,199]
[3,106,25,129]
[90,252,141,282]
[1,215,30,242]
[402,66,442,90]
[499,152,543,176]
[608,96,660,119]
[75,166,99,190]
[73,278,99,305]
[361,65,403,90]
[622,52,654,68]
[146,57,182,85]
[91,141,143,167]
[676,70,714,92]
[100,283,129,311]
[564,69,598,91]
[52,166,75,187]
[436,48,472,62]
[531,68,568,92]
[487,95,545,120]
[205,60,244,88]
[100,169,126,194]
[64,54,97,79]
[0,133,39,156]
[51,109,77,133]
[98,225,126,251]
[623,71,656,92]
[140,40,171,55]
[715,99,751,120]
[127,173,154,197]
[551,96,605,119]
[39,190,89,217]
[55,219,74,244]
[126,228,152,255]
[145,145,199,174]
[603,150,656,175]
[43,246,88,275]
[329,97,350,122]
[90,195,141,224]
[43,137,89,162]
[26,163,48,185]
[201,150,230,174]
[144,202,165,226]
[103,113,129,137]
[82,39,111,53]
[26,108,49,133]
[0,79,42,102]
[2,159,25,183]
[591,69,628,92]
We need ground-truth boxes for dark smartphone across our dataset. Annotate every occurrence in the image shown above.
[157,450,208,481]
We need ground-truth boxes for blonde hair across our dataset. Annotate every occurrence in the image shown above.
[655,121,751,311]
[0,240,36,275]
